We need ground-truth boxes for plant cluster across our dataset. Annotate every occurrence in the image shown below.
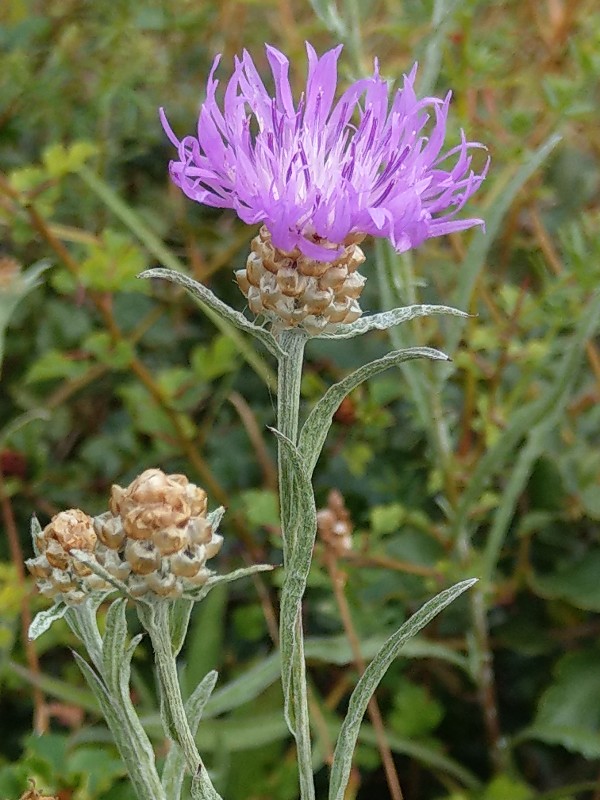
[0,1,599,799]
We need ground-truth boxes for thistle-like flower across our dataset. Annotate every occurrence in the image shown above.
[161,43,488,332]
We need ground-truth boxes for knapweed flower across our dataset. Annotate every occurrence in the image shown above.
[161,43,487,333]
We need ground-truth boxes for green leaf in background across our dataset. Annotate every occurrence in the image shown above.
[191,335,240,381]
[0,259,50,373]
[237,488,280,529]
[79,229,148,293]
[389,679,444,739]
[525,648,600,758]
[42,141,98,179]
[25,348,92,383]
[184,584,227,696]
[531,551,600,612]
[480,775,533,800]
[0,564,24,687]
[83,331,135,369]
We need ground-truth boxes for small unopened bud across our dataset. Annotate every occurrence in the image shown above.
[235,227,367,334]
[26,510,110,604]
[317,490,353,555]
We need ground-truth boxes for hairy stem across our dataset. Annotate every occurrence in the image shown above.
[140,602,222,800]
[277,328,315,800]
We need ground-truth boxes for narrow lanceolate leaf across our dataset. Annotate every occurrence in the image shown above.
[102,598,129,693]
[269,428,317,731]
[316,304,469,340]
[182,564,275,602]
[161,670,219,799]
[70,548,129,597]
[299,347,448,477]
[30,514,43,556]
[169,598,194,658]
[28,603,68,640]
[329,578,477,800]
[73,651,167,800]
[140,268,284,359]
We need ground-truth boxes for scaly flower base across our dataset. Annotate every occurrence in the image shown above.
[235,227,366,335]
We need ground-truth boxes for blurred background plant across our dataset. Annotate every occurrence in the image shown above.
[0,0,599,798]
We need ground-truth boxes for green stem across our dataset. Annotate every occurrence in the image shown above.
[277,329,308,552]
[276,328,315,800]
[66,607,167,800]
[140,602,222,800]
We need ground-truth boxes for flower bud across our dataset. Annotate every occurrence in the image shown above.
[26,509,109,604]
[317,490,353,555]
[235,227,367,334]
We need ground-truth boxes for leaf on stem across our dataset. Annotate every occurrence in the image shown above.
[299,347,449,477]
[28,603,68,640]
[315,304,469,340]
[268,427,317,732]
[182,563,275,602]
[328,578,478,800]
[140,268,285,358]
[161,670,219,799]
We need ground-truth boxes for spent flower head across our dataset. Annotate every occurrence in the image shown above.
[161,43,488,263]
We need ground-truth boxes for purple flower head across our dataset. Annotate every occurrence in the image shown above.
[161,43,488,262]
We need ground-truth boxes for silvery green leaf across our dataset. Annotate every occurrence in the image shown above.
[30,514,43,556]
[299,347,448,477]
[161,670,219,799]
[70,548,129,598]
[182,564,275,602]
[329,578,478,800]
[207,505,225,531]
[73,651,166,800]
[28,603,68,640]
[140,268,284,358]
[169,598,194,658]
[269,428,316,730]
[315,304,469,340]
[65,600,105,672]
[102,598,129,694]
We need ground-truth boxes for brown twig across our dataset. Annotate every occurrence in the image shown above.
[228,391,278,491]
[0,470,48,733]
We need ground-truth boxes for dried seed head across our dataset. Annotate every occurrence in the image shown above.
[317,490,353,555]
[42,509,97,554]
[110,469,207,551]
[94,512,126,550]
[100,469,223,598]
[26,509,111,605]
[236,227,366,334]
[125,539,162,575]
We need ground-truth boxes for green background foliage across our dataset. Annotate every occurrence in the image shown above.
[1,0,599,797]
